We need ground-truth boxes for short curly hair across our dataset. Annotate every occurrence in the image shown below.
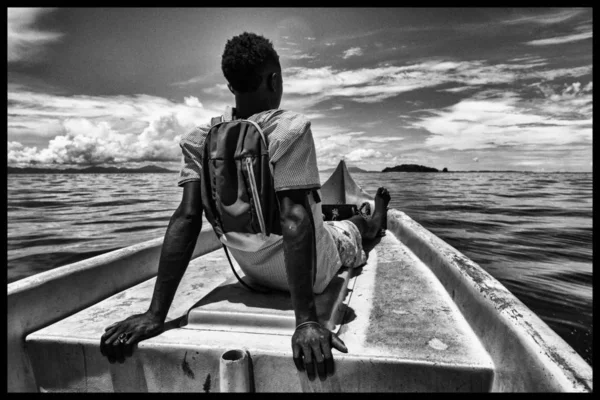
[221,32,281,93]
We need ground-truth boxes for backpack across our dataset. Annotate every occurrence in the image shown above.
[200,115,281,292]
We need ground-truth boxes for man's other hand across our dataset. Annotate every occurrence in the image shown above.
[100,311,164,364]
[291,321,348,381]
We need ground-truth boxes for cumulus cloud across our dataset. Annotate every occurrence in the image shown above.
[309,122,404,168]
[184,96,203,108]
[10,115,185,165]
[342,47,363,59]
[473,157,479,162]
[314,135,351,167]
[8,8,63,63]
[8,141,40,164]
[7,90,218,166]
[311,125,369,167]
[6,93,393,169]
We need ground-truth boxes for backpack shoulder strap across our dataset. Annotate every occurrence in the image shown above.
[243,118,274,176]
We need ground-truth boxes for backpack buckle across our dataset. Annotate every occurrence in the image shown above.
[210,116,225,126]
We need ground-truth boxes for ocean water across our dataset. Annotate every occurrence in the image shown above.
[7,171,593,367]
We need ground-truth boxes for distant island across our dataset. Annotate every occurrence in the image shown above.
[7,165,177,174]
[382,164,440,173]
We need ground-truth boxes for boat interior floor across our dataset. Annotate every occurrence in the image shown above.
[26,231,495,392]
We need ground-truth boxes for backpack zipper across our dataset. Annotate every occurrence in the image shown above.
[245,157,267,238]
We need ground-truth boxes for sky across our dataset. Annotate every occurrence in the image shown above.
[7,7,593,172]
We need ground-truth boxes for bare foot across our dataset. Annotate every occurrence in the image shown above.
[374,187,391,212]
[370,187,390,238]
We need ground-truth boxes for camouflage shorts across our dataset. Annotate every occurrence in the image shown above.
[324,220,367,269]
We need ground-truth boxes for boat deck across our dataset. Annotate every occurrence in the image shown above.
[26,231,495,392]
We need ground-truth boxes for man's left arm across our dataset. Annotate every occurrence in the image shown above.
[277,189,347,382]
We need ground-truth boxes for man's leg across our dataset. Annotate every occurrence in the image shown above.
[347,187,391,241]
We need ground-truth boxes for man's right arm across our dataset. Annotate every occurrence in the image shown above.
[147,181,204,321]
[100,181,203,363]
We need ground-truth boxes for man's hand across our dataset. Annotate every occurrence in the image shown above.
[292,321,348,381]
[98,181,203,364]
[100,311,164,364]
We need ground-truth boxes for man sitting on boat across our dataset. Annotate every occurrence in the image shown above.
[100,32,390,382]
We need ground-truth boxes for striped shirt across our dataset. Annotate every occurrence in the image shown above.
[178,107,342,294]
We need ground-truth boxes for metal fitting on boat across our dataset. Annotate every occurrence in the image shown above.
[219,349,251,392]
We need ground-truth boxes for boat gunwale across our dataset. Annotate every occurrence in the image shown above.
[7,226,221,393]
[386,209,592,392]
